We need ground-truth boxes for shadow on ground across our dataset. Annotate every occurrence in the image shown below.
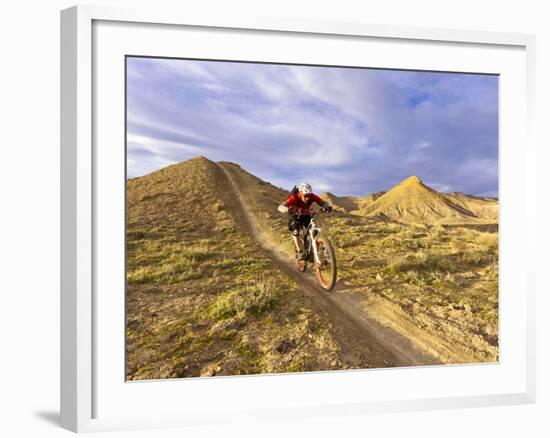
[34,411,60,427]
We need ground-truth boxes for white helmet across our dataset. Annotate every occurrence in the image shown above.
[297,182,312,195]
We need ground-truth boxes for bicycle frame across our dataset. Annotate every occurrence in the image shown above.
[301,215,322,265]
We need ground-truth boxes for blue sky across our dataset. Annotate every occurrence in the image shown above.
[126,57,498,197]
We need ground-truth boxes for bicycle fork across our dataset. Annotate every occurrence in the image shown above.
[309,228,321,265]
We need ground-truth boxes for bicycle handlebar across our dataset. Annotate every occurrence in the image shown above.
[289,206,330,217]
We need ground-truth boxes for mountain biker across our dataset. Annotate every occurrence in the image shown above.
[277,182,332,260]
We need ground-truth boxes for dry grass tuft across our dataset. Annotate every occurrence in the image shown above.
[205,275,281,320]
[475,232,498,251]
[387,252,452,273]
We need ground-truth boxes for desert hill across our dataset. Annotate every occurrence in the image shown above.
[360,175,482,223]
[443,192,499,221]
[321,192,359,213]
[127,156,242,229]
[354,192,386,215]
[126,156,344,379]
[129,158,497,225]
[318,175,497,223]
[321,192,385,215]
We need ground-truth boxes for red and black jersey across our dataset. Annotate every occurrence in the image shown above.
[283,193,324,216]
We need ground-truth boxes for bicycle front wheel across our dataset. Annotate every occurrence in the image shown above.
[314,233,337,291]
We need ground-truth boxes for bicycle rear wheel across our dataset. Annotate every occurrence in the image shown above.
[314,233,337,290]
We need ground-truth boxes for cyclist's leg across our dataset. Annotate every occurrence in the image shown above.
[292,234,302,252]
[288,217,302,253]
[300,216,312,260]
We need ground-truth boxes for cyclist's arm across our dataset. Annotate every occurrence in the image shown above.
[278,203,289,213]
[278,195,297,214]
[309,194,324,205]
[311,194,332,212]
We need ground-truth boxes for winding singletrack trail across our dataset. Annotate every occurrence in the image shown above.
[218,162,441,369]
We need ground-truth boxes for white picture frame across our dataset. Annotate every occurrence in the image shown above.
[60,4,536,433]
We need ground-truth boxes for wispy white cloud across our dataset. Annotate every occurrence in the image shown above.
[126,57,498,196]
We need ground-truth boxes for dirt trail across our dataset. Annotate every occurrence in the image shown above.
[218,163,442,368]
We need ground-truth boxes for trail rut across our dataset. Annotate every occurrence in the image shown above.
[218,162,442,369]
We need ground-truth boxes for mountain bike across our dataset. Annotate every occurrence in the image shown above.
[293,209,337,291]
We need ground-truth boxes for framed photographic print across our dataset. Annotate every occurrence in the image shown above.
[61,5,536,433]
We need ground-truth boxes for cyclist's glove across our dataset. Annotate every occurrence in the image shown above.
[322,204,332,213]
